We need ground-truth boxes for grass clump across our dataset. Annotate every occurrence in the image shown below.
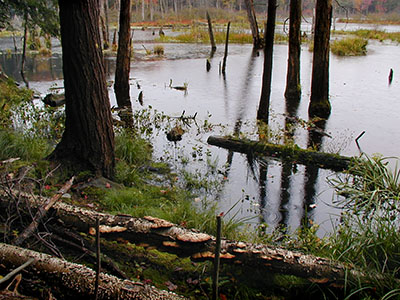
[331,37,368,56]
[325,155,400,297]
[153,45,164,56]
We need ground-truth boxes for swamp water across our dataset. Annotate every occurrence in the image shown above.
[1,28,400,237]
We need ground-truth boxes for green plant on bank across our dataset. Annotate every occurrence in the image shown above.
[324,155,400,298]
[331,37,368,56]
[333,29,400,44]
[0,78,34,128]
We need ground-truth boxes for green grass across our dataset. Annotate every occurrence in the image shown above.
[334,29,400,43]
[0,129,52,161]
[157,26,287,45]
[331,37,368,56]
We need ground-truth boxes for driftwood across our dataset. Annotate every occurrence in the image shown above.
[43,93,66,107]
[0,190,368,286]
[207,135,355,172]
[0,243,186,300]
[12,177,74,246]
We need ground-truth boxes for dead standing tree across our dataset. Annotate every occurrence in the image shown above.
[284,0,302,101]
[49,0,115,179]
[244,0,262,49]
[309,0,332,119]
[257,0,277,122]
[114,0,134,128]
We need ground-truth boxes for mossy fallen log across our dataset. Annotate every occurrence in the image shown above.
[0,243,187,300]
[0,191,370,286]
[207,135,356,172]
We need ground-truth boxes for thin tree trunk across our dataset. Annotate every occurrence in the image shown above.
[257,0,277,122]
[284,0,302,101]
[115,0,133,128]
[21,13,29,88]
[243,0,262,49]
[222,22,230,75]
[50,0,115,179]
[309,0,332,119]
[141,0,145,21]
[103,0,110,49]
[206,11,217,53]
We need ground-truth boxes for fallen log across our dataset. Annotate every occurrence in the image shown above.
[42,93,66,107]
[12,177,74,246]
[0,243,186,300]
[0,190,369,286]
[207,135,356,172]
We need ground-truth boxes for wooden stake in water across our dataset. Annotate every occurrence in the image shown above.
[212,215,222,300]
[222,22,231,75]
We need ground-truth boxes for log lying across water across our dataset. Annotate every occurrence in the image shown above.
[1,190,367,286]
[207,135,356,172]
[0,243,186,300]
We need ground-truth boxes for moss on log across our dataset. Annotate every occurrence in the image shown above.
[207,135,356,172]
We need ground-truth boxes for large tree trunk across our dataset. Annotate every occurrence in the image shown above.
[243,0,262,49]
[309,0,332,119]
[284,0,302,101]
[257,0,277,122]
[49,0,115,179]
[0,243,186,300]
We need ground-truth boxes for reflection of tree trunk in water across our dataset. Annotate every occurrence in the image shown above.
[257,0,277,121]
[302,119,327,227]
[259,164,268,224]
[21,13,29,88]
[233,49,258,137]
[284,90,301,142]
[278,161,292,231]
[217,50,259,203]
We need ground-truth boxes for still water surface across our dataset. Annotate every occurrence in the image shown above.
[1,27,399,236]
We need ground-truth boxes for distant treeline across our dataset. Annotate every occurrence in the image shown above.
[112,0,400,21]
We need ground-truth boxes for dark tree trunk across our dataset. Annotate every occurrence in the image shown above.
[243,0,262,49]
[21,13,29,88]
[284,0,302,101]
[115,0,133,128]
[206,11,216,53]
[257,0,277,122]
[49,0,115,179]
[115,0,132,109]
[309,0,332,119]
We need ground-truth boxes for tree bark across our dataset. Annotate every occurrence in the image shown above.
[49,0,115,179]
[0,243,186,300]
[243,0,262,49]
[207,135,354,172]
[284,0,302,101]
[206,11,216,53]
[114,0,133,128]
[309,0,332,119]
[257,0,277,122]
